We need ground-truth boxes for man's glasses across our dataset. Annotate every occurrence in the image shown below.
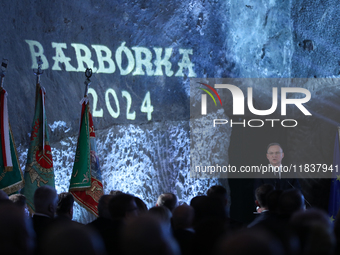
[267,152,282,156]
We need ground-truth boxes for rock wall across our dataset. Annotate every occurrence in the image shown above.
[1,0,230,222]
[225,0,340,219]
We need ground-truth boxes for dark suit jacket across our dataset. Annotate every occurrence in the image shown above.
[32,214,53,238]
[88,217,124,255]
[173,228,195,255]
[32,214,54,255]
[254,177,301,191]
[248,211,274,228]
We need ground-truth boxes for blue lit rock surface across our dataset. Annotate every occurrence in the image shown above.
[225,0,340,214]
[18,121,222,223]
[291,0,340,78]
[1,0,229,223]
[227,0,293,78]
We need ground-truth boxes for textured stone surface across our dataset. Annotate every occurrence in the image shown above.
[224,0,340,219]
[17,120,223,223]
[227,0,293,78]
[0,1,229,222]
[291,0,340,78]
[0,0,230,143]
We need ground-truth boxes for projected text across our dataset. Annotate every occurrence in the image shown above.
[88,88,153,121]
[25,40,197,77]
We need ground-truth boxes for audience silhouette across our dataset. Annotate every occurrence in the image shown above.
[0,185,338,255]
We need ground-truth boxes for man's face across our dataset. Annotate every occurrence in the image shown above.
[266,145,284,167]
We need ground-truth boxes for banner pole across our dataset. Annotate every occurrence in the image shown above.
[33,56,43,85]
[84,68,92,98]
[0,59,8,89]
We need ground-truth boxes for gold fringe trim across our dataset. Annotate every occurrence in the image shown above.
[2,180,24,195]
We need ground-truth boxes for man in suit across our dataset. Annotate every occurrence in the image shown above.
[248,184,275,228]
[87,194,113,236]
[32,185,58,254]
[55,192,74,221]
[254,143,301,191]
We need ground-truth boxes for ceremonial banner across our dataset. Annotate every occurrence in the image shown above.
[328,127,340,221]
[0,88,24,194]
[21,83,55,212]
[69,100,103,216]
